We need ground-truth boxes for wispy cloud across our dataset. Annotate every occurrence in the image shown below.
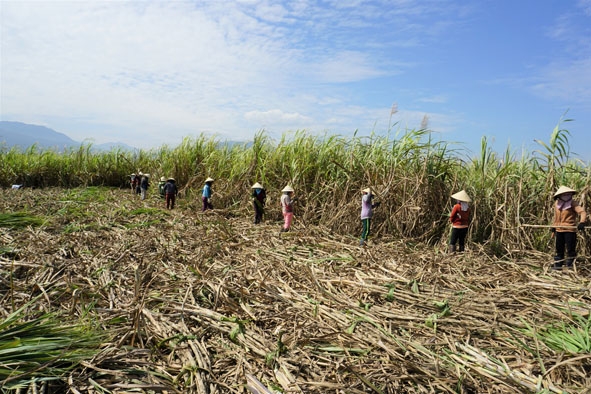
[4,0,453,147]
[7,0,579,155]
[244,109,312,126]
[417,95,449,104]
[530,3,591,108]
[531,58,591,106]
[578,0,591,15]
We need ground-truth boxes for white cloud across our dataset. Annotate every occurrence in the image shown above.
[251,2,289,22]
[531,58,591,106]
[0,0,475,148]
[529,5,591,109]
[244,109,312,125]
[310,51,386,83]
[578,0,591,15]
[417,95,449,104]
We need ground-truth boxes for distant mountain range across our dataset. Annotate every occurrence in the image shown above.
[0,121,136,151]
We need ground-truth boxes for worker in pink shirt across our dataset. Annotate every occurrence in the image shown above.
[280,185,296,232]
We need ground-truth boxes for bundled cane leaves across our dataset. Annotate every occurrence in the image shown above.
[0,303,105,390]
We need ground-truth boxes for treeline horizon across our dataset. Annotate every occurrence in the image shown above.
[1,126,590,255]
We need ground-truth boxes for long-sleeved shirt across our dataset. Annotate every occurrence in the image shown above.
[202,183,212,198]
[360,194,374,219]
[252,188,266,206]
[553,200,586,232]
[164,181,178,195]
[281,193,293,214]
[450,203,470,228]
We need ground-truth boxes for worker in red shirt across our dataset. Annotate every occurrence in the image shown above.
[449,190,471,253]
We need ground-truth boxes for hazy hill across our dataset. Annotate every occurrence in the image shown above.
[0,121,135,151]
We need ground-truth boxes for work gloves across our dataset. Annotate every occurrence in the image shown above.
[552,223,586,232]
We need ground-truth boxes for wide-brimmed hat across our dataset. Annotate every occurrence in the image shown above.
[553,186,577,199]
[282,185,294,193]
[160,176,166,182]
[451,190,471,202]
[251,182,263,189]
[131,173,136,176]
[167,177,176,182]
[143,173,150,178]
[205,177,214,183]
[362,187,372,194]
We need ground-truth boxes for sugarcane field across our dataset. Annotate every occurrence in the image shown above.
[1,130,591,394]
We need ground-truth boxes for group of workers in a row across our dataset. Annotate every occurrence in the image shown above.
[130,173,586,271]
[251,182,587,271]
[130,173,178,209]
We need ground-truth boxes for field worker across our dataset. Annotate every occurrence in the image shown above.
[135,172,143,195]
[360,187,380,246]
[140,173,150,200]
[280,185,296,232]
[550,186,587,270]
[130,173,138,194]
[158,177,167,199]
[251,182,267,224]
[202,177,214,211]
[449,190,471,253]
[164,178,178,209]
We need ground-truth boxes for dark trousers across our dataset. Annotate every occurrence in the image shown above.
[450,227,468,251]
[166,193,176,209]
[555,231,577,266]
[361,218,371,241]
[253,201,264,223]
[202,196,213,211]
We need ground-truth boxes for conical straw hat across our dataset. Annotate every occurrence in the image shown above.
[251,182,263,189]
[205,177,214,183]
[282,185,294,192]
[451,190,471,202]
[160,176,166,182]
[554,186,577,198]
[362,187,372,194]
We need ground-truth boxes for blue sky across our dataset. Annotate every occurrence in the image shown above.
[1,0,591,160]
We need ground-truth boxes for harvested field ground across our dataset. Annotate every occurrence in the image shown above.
[1,187,591,393]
